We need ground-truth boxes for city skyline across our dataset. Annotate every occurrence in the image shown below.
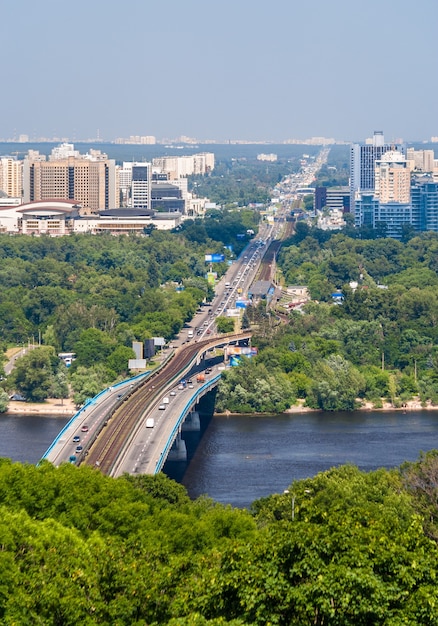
[2,0,438,143]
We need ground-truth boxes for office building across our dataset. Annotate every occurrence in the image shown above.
[354,193,412,238]
[411,176,438,232]
[22,144,118,212]
[131,163,151,210]
[151,182,185,213]
[314,186,350,213]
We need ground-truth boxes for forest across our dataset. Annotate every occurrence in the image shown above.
[1,454,438,623]
[216,225,438,413]
[0,207,258,406]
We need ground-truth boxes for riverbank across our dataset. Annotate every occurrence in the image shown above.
[5,397,437,418]
[5,398,77,416]
[215,398,438,417]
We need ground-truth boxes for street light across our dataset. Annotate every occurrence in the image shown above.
[283,489,295,521]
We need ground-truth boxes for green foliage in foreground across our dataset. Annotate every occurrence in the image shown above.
[1,458,438,623]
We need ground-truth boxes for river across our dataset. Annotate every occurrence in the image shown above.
[1,409,438,509]
[164,408,438,508]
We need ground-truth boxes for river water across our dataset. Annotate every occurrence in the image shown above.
[1,409,438,509]
[164,408,438,508]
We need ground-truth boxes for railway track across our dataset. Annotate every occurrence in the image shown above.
[82,334,249,474]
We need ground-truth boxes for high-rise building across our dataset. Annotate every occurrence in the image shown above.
[350,131,404,211]
[131,163,151,210]
[22,145,118,212]
[374,150,410,204]
[411,176,438,232]
[0,157,22,198]
[406,148,435,172]
[152,152,214,179]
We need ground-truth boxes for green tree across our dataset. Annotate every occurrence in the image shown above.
[9,346,58,402]
[309,354,365,411]
[216,317,235,334]
[0,388,9,413]
[69,365,112,406]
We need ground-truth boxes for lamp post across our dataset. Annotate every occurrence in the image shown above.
[283,489,295,521]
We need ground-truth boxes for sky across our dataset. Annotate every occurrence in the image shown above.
[2,0,438,143]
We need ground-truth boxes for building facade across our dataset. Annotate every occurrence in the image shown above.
[131,163,151,210]
[22,145,118,212]
[374,150,410,204]
[350,131,404,211]
[0,157,22,197]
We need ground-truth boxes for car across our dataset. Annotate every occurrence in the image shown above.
[75,445,83,453]
[158,404,166,410]
[188,384,194,389]
[178,384,185,390]
[206,329,211,334]
[170,390,176,396]
[73,435,80,443]
[81,425,89,432]
[69,455,77,463]
[9,393,26,401]
[205,368,212,374]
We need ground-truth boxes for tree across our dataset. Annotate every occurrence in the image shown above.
[69,365,112,406]
[309,354,365,411]
[9,346,57,402]
[0,389,9,413]
[49,366,70,404]
[216,317,235,334]
[106,345,136,376]
[73,328,115,368]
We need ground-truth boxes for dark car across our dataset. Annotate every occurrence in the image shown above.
[72,435,80,443]
[75,445,83,453]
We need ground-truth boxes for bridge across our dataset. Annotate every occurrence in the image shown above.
[42,215,296,475]
[42,332,251,475]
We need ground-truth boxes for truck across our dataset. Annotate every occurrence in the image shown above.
[196,373,205,383]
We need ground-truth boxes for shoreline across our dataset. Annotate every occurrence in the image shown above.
[4,399,77,417]
[214,398,438,417]
[4,398,438,418]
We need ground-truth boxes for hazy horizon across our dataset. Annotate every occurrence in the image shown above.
[2,0,438,144]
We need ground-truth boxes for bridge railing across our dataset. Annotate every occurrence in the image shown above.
[39,370,151,463]
[154,373,222,474]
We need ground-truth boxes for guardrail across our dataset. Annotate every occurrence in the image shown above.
[39,370,151,463]
[154,373,222,473]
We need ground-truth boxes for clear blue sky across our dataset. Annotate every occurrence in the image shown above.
[2,0,437,143]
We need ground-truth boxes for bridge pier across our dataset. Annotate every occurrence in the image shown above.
[167,433,187,461]
[182,410,200,432]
